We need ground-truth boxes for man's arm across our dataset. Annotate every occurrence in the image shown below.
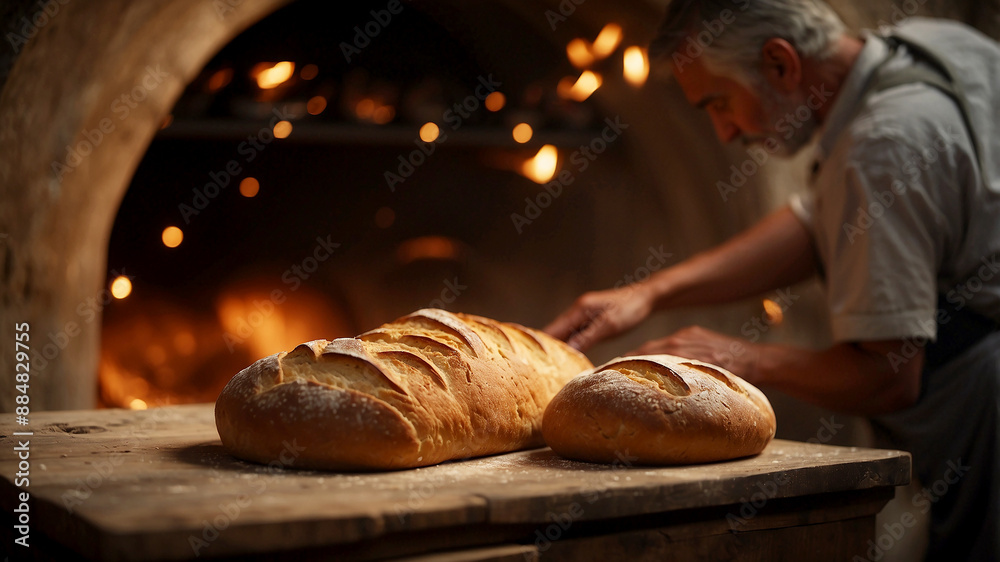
[547,201,924,416]
[632,326,924,415]
[546,205,818,350]
[646,203,818,307]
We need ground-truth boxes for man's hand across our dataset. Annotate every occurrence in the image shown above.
[629,326,762,383]
[545,206,816,353]
[630,326,923,415]
[544,283,656,351]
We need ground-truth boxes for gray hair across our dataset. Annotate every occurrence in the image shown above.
[649,0,846,83]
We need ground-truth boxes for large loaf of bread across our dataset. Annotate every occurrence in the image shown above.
[215,309,593,470]
[542,355,775,465]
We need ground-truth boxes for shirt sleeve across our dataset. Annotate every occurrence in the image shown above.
[788,190,816,233]
[818,132,948,343]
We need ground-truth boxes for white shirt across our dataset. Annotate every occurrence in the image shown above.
[790,18,1000,342]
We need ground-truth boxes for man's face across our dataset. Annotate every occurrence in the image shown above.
[671,55,817,157]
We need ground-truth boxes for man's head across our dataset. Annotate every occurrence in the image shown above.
[649,0,847,156]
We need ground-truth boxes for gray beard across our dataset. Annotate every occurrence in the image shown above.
[752,82,819,158]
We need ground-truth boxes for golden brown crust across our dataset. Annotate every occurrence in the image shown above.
[215,309,593,470]
[541,354,776,465]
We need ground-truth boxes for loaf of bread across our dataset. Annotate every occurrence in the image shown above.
[542,355,775,465]
[215,308,593,470]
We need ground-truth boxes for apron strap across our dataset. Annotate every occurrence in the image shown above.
[859,35,999,375]
[867,33,986,175]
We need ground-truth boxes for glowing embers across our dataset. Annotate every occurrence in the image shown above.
[395,235,465,264]
[563,23,648,96]
[101,281,353,409]
[558,71,602,102]
[273,120,293,139]
[239,177,260,198]
[762,298,784,325]
[590,23,623,60]
[306,96,327,115]
[253,61,295,90]
[207,68,233,92]
[623,46,649,87]
[566,23,622,69]
[110,276,132,300]
[485,91,506,112]
[512,123,533,144]
[299,63,319,81]
[354,97,396,125]
[521,145,559,184]
[419,122,441,143]
[162,226,183,248]
[566,38,595,69]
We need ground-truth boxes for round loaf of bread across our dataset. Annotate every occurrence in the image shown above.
[542,355,776,465]
[215,309,592,471]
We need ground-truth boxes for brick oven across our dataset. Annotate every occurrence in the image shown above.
[1,0,804,414]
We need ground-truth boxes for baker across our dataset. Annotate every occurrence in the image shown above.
[545,1,999,559]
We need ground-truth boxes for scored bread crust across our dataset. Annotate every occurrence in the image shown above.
[542,354,776,465]
[215,308,593,470]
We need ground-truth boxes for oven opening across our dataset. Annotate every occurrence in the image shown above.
[97,0,643,408]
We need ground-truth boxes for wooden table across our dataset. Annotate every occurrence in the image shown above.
[1,404,909,561]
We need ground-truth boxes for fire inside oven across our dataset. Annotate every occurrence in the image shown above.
[98,0,651,409]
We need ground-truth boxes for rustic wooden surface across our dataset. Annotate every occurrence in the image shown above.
[0,404,910,561]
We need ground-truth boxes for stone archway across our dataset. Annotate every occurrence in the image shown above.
[1,0,682,411]
[0,0,293,410]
